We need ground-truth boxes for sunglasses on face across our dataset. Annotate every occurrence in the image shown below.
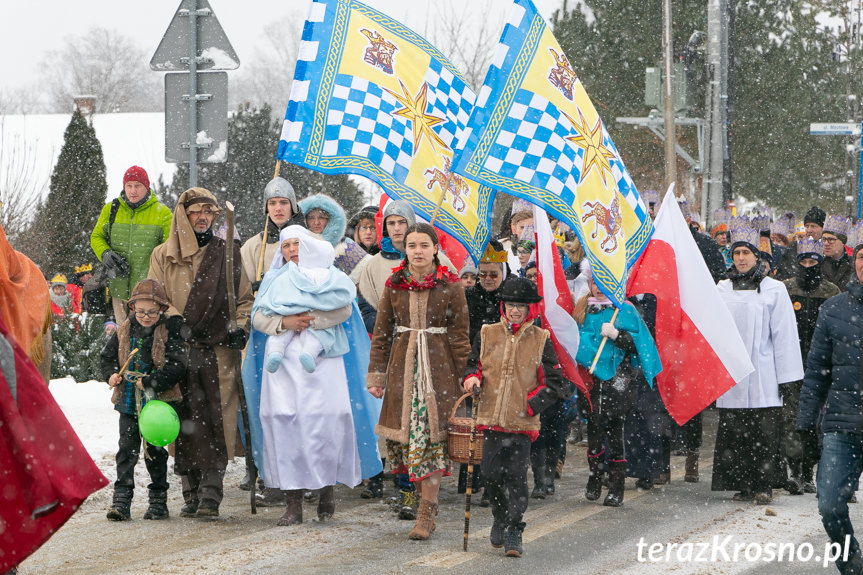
[478,271,500,279]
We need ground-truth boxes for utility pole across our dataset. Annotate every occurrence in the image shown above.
[662,0,677,189]
[702,0,729,227]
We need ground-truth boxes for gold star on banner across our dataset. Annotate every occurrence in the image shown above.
[564,108,617,188]
[384,79,449,155]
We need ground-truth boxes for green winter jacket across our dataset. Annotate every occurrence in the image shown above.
[90,191,173,300]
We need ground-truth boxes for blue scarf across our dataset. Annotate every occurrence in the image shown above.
[380,236,403,256]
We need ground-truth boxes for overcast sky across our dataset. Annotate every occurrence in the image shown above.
[1,0,566,91]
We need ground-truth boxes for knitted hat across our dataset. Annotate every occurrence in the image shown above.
[796,237,824,263]
[123,165,150,190]
[803,206,826,228]
[729,216,759,253]
[459,264,478,278]
[822,214,849,244]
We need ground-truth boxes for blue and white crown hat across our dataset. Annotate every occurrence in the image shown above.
[729,216,759,251]
[713,209,731,225]
[796,236,825,261]
[771,212,796,239]
[849,220,863,248]
[642,189,661,207]
[676,196,691,217]
[511,198,533,215]
[750,214,771,233]
[822,214,849,243]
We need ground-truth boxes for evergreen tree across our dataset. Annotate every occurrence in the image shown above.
[167,102,365,240]
[20,109,107,275]
[51,313,106,382]
[550,1,850,212]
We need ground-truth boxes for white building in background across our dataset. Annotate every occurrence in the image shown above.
[0,107,175,206]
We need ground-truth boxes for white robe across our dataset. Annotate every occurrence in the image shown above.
[259,334,362,490]
[715,276,804,409]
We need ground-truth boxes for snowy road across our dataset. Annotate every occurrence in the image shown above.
[16,379,855,574]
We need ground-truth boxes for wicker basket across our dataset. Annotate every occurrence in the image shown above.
[446,392,484,464]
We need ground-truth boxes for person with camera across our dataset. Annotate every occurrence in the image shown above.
[90,166,172,323]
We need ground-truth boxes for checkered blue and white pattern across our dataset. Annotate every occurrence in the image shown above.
[481,89,649,223]
[322,75,415,180]
[421,57,477,150]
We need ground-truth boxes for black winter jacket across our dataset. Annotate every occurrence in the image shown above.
[465,282,506,345]
[822,253,853,293]
[782,277,841,362]
[691,230,727,284]
[797,280,863,434]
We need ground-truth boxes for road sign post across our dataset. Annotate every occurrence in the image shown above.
[151,0,239,188]
[810,122,863,218]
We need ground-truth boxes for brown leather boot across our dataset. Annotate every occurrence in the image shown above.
[278,490,303,526]
[317,485,335,520]
[685,450,700,483]
[408,499,438,540]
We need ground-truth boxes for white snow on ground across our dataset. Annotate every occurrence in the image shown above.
[50,376,119,462]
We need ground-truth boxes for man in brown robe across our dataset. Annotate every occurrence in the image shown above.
[148,187,253,517]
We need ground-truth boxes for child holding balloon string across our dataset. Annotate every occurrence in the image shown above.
[100,278,187,522]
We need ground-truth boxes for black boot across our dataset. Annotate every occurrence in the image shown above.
[530,449,546,499]
[585,451,603,501]
[504,525,525,558]
[106,488,132,521]
[361,472,385,499]
[256,487,287,507]
[143,489,169,520]
[239,470,251,491]
[544,461,557,496]
[603,460,626,507]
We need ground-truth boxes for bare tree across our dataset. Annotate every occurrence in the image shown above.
[0,85,47,115]
[39,27,161,113]
[424,0,504,91]
[0,120,50,243]
[230,15,304,115]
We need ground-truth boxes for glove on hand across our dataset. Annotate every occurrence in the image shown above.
[227,328,247,350]
[600,322,619,341]
[102,250,130,278]
[798,429,820,462]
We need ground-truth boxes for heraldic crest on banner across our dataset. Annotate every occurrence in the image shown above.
[278,0,494,263]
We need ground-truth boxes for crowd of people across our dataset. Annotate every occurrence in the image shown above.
[6,164,863,572]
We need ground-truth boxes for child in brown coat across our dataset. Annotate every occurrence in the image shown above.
[463,277,567,558]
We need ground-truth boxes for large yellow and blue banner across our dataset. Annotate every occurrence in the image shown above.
[277,0,494,262]
[451,0,652,305]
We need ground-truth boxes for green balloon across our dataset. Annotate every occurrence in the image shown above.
[139,400,180,447]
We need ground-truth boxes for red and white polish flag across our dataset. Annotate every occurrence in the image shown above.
[533,204,586,394]
[627,187,754,424]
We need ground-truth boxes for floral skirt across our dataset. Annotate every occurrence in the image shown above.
[386,375,450,482]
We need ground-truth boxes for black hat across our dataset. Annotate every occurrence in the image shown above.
[803,206,826,228]
[499,277,543,304]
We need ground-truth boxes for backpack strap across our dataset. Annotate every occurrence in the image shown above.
[107,198,121,240]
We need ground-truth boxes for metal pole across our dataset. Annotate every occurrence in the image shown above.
[662,0,677,190]
[188,0,198,188]
[858,122,863,219]
[703,0,726,227]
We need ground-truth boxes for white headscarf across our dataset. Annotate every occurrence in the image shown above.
[269,225,336,283]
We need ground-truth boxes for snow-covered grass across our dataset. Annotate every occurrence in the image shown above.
[50,376,119,462]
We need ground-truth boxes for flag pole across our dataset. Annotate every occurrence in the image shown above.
[429,172,453,224]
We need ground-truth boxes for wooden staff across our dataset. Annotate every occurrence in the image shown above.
[463,387,481,551]
[589,308,619,375]
[254,160,285,287]
[114,348,139,381]
[429,171,454,224]
[226,201,258,514]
